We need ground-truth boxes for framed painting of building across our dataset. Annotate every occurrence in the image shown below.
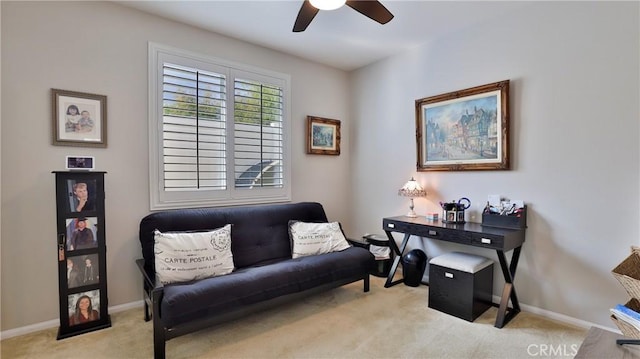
[415,80,510,171]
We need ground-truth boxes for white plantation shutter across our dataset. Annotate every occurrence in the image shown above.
[162,63,227,191]
[149,43,291,209]
[233,78,284,189]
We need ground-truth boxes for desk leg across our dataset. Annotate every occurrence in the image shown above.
[384,232,410,288]
[494,247,522,328]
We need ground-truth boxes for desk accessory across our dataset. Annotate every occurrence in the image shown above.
[482,202,527,229]
[440,197,470,223]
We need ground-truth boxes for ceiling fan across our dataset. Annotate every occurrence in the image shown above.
[293,0,394,32]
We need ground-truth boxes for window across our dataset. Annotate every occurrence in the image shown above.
[149,43,291,210]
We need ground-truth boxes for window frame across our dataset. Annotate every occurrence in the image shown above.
[148,42,291,210]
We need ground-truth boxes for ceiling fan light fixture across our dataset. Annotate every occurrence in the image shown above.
[309,0,346,11]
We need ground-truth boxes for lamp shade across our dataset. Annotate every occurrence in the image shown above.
[398,177,427,198]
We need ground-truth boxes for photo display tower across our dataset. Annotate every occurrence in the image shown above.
[53,171,111,339]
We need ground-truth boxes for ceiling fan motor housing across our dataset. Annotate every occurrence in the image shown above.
[293,0,394,32]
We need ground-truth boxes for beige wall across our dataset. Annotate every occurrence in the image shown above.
[1,1,351,331]
[350,1,639,328]
[3,0,639,335]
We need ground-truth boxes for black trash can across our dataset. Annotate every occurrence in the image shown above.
[402,249,427,287]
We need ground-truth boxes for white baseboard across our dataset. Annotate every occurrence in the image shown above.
[490,294,621,333]
[519,301,621,333]
[0,298,620,340]
[0,300,144,340]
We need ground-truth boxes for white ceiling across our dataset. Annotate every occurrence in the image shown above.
[117,0,531,71]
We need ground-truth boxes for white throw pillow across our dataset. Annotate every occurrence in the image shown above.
[154,224,234,285]
[289,221,351,259]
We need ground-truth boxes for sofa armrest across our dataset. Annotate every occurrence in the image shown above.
[136,258,163,290]
[346,237,370,249]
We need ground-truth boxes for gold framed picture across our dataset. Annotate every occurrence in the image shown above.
[415,80,510,171]
[306,116,341,155]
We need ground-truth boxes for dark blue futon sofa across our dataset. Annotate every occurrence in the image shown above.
[136,202,374,359]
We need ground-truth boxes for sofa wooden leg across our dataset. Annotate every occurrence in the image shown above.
[153,331,166,359]
[152,307,166,359]
[364,275,370,292]
[152,289,166,359]
[144,300,151,322]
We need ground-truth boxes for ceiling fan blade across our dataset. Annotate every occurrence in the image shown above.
[346,0,394,24]
[293,1,320,32]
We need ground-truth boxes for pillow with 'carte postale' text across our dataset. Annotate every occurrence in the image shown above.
[154,224,234,284]
[289,221,351,259]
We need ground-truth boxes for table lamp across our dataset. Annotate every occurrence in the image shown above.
[398,177,427,217]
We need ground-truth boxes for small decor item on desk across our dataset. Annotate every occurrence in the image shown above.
[482,200,527,229]
[426,213,439,221]
[440,197,471,224]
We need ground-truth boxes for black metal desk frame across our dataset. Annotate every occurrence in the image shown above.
[382,216,526,328]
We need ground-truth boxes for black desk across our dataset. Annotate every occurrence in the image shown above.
[382,216,526,328]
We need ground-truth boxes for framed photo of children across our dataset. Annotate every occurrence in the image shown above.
[52,89,107,148]
[306,116,341,155]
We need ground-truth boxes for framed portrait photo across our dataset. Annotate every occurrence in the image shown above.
[66,254,100,289]
[65,217,98,251]
[67,289,101,327]
[415,80,510,171]
[66,179,97,213]
[306,116,341,155]
[52,89,107,148]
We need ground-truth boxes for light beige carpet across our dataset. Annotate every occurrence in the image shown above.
[1,276,588,359]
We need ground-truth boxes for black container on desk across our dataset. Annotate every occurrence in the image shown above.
[482,206,527,229]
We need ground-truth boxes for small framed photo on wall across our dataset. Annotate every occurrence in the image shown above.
[306,116,341,155]
[52,89,107,148]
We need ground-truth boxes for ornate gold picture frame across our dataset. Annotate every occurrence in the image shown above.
[415,80,510,171]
